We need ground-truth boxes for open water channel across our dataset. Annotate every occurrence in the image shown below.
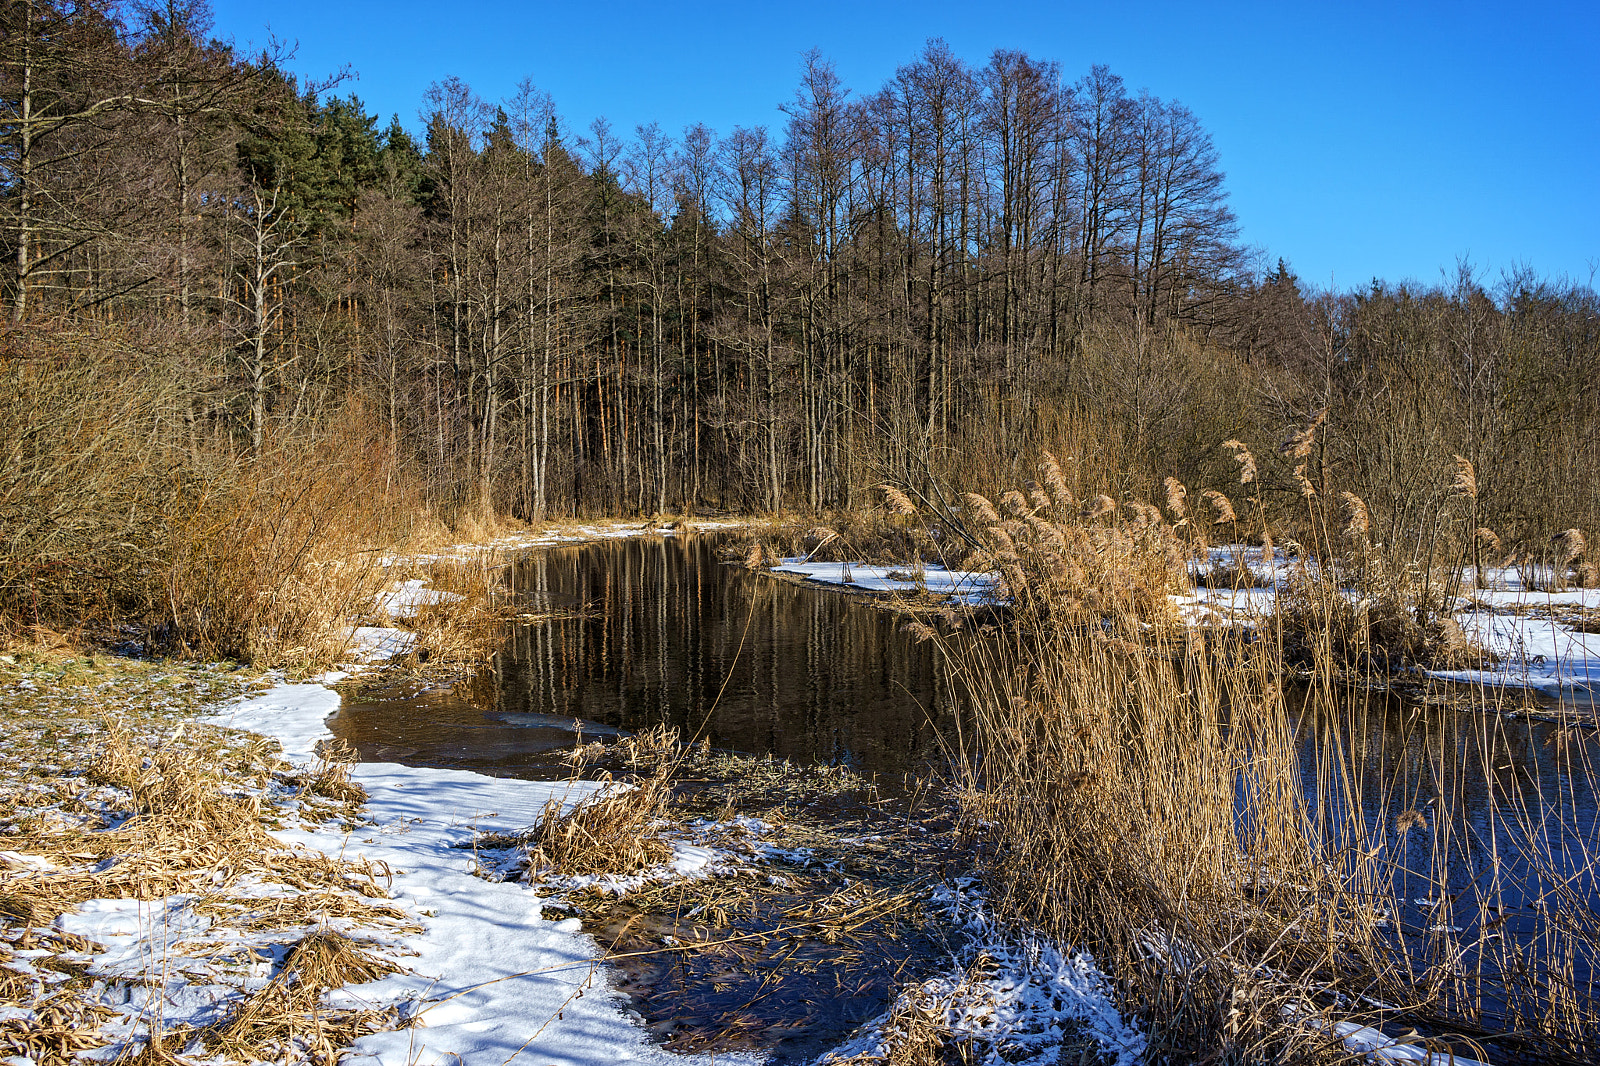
[333,535,959,781]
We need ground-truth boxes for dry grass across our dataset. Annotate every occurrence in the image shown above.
[522,773,675,879]
[302,739,368,807]
[383,553,515,677]
[0,654,414,1066]
[926,456,1600,1062]
[199,931,400,1066]
[0,331,491,671]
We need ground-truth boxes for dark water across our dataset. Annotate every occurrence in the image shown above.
[1291,687,1600,1034]
[333,535,959,780]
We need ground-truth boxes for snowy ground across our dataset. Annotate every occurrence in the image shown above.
[198,683,1145,1066]
[200,685,760,1066]
[1175,547,1599,699]
[2,646,1148,1065]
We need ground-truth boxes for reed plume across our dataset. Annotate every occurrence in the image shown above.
[1202,489,1237,525]
[1001,490,1032,518]
[1163,477,1187,520]
[1025,480,1053,513]
[1292,465,1316,499]
[1451,455,1478,500]
[1126,501,1163,531]
[1554,528,1587,565]
[1396,809,1428,834]
[880,484,916,516]
[986,524,1017,555]
[1339,492,1370,538]
[1040,451,1076,510]
[1026,514,1068,554]
[1278,409,1326,460]
[964,493,1002,524]
[1475,527,1502,555]
[1260,531,1276,568]
[1221,440,1257,485]
[1083,494,1115,521]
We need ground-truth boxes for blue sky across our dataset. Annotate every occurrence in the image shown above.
[208,0,1598,293]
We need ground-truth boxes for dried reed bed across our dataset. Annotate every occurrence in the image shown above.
[521,772,675,879]
[196,930,400,1066]
[909,458,1600,1062]
[380,552,518,677]
[9,724,392,930]
[0,334,509,670]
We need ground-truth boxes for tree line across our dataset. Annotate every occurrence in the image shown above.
[4,1,1597,546]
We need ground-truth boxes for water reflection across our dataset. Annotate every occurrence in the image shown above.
[334,535,959,779]
[1290,688,1600,1012]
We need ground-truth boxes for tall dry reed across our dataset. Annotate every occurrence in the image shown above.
[899,460,1600,1062]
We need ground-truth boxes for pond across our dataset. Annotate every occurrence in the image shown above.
[333,534,959,782]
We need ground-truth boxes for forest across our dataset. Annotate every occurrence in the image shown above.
[4,0,1599,642]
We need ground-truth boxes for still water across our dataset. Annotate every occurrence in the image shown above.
[333,535,959,779]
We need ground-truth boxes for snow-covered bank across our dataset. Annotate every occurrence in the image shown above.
[774,544,1598,699]
[1174,549,1600,698]
[339,518,759,672]
[386,518,752,569]
[200,684,760,1066]
[201,684,1159,1066]
[771,559,998,603]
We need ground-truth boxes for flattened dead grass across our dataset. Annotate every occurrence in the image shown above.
[0,654,412,1066]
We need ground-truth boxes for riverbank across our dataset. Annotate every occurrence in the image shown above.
[764,545,1600,710]
[0,637,1152,1065]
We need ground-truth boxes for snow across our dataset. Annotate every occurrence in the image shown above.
[374,579,462,619]
[340,625,417,663]
[1168,548,1599,697]
[1324,1019,1490,1066]
[382,519,751,569]
[772,559,999,603]
[194,684,763,1066]
[823,879,1147,1066]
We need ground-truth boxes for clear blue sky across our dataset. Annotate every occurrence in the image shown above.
[208,0,1598,293]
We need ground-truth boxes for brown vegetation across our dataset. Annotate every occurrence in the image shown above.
[869,462,1600,1064]
[0,655,415,1066]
